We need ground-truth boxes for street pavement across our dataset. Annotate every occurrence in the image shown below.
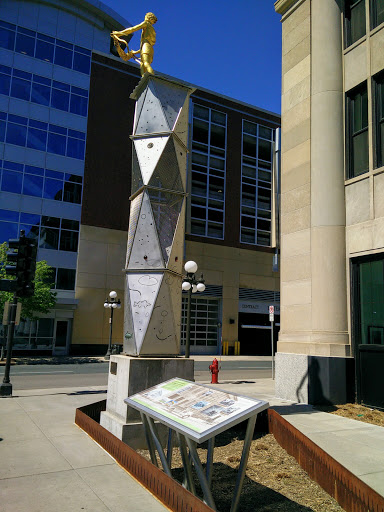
[1,360,383,511]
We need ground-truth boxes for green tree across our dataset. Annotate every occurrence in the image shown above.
[0,241,57,320]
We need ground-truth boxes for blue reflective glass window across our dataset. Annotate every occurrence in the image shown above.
[20,224,39,241]
[27,128,47,151]
[49,124,66,135]
[25,165,44,176]
[63,181,82,203]
[3,160,23,171]
[0,209,19,221]
[59,230,78,252]
[54,46,73,68]
[71,86,88,97]
[23,173,43,197]
[53,81,70,92]
[47,133,66,156]
[35,39,54,62]
[0,27,15,51]
[0,73,11,95]
[39,227,59,249]
[41,216,60,227]
[11,76,31,101]
[67,137,85,160]
[73,52,90,74]
[0,221,18,243]
[46,170,64,180]
[31,82,50,106]
[51,88,69,111]
[0,120,5,142]
[29,119,47,130]
[6,123,27,146]
[20,213,40,224]
[68,129,85,140]
[8,114,27,125]
[13,69,31,80]
[44,178,63,200]
[1,169,22,193]
[70,94,87,116]
[15,33,35,56]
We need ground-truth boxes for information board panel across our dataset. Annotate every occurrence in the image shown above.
[125,378,269,443]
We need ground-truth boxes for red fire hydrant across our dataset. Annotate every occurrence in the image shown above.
[209,358,219,384]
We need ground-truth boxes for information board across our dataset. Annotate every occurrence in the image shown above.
[125,378,269,443]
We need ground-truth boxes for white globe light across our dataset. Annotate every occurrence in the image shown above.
[184,260,198,274]
[112,303,118,308]
[103,302,109,308]
[109,290,117,299]
[192,284,197,293]
[197,282,206,292]
[182,281,191,291]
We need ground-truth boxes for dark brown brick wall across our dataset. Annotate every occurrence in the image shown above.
[83,56,279,254]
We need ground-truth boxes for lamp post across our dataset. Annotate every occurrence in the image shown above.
[103,291,121,360]
[181,261,205,358]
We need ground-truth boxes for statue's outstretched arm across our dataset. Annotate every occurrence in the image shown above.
[111,21,146,38]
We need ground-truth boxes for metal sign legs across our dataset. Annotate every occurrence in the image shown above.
[139,412,258,512]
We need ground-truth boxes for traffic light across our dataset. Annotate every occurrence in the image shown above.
[1,231,38,297]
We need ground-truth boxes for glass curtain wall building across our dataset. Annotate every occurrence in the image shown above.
[0,0,129,354]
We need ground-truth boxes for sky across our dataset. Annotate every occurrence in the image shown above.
[104,1,282,114]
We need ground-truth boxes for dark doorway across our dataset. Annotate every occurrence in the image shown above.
[238,313,279,355]
[352,256,384,410]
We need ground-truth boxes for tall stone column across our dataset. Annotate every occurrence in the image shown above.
[275,0,351,404]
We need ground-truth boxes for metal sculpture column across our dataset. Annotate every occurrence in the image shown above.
[124,74,195,356]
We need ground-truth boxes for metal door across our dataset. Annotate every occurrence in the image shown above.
[352,257,384,410]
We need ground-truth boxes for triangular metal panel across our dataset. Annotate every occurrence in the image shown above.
[128,272,163,354]
[134,136,169,185]
[148,137,184,192]
[133,86,148,133]
[131,145,144,193]
[126,193,143,266]
[135,80,169,135]
[166,198,185,272]
[173,137,187,190]
[123,275,137,355]
[128,191,164,270]
[148,189,183,265]
[164,273,182,347]
[140,276,179,355]
[152,79,190,132]
[173,96,190,146]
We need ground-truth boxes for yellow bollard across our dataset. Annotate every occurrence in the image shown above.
[222,341,229,355]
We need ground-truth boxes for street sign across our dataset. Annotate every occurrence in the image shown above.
[269,305,274,322]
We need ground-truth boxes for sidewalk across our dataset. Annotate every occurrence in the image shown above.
[1,379,383,511]
[0,386,167,512]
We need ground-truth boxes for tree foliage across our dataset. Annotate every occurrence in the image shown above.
[0,242,57,320]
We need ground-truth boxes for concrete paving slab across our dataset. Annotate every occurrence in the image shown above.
[0,437,71,479]
[0,470,110,512]
[77,464,169,512]
[359,471,384,496]
[0,409,45,442]
[0,397,23,412]
[26,411,82,438]
[51,431,116,469]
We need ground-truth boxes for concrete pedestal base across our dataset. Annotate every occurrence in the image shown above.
[100,355,194,448]
[275,352,355,405]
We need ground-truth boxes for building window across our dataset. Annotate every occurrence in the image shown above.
[190,103,226,239]
[181,297,220,348]
[0,208,79,253]
[0,21,91,75]
[0,160,82,203]
[371,0,384,28]
[0,112,86,160]
[240,120,273,246]
[374,72,384,168]
[345,0,366,47]
[347,83,369,178]
[48,267,76,290]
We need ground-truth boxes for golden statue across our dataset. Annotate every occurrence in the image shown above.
[111,12,157,76]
